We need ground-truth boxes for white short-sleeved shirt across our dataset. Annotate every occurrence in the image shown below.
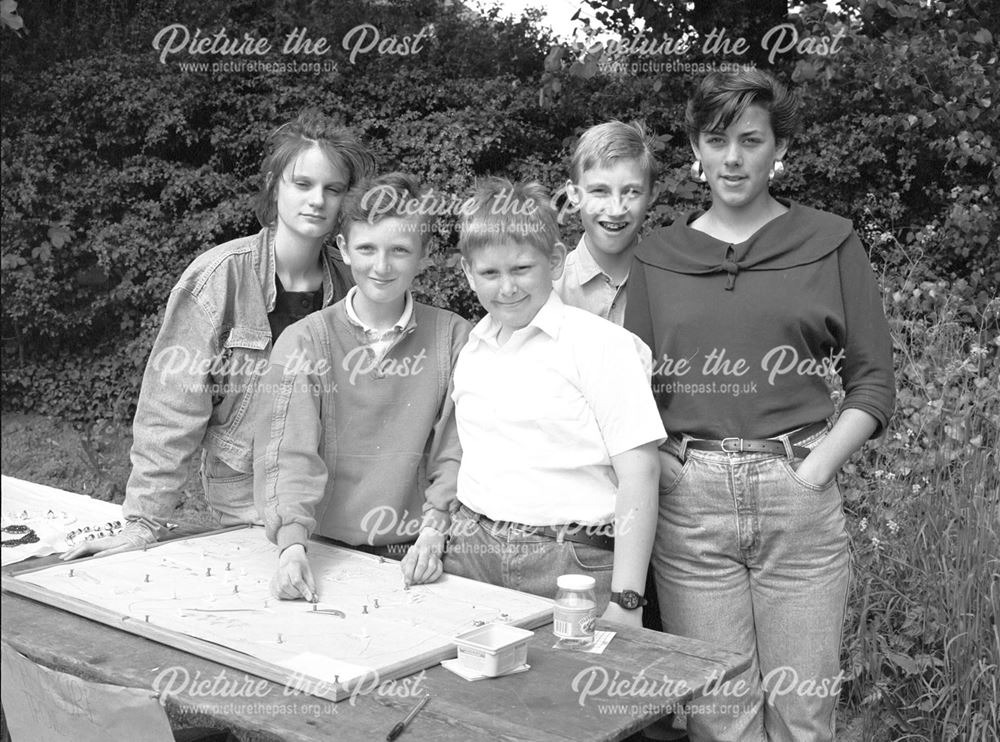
[453,292,665,526]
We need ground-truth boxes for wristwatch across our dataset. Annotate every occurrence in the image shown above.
[609,590,647,610]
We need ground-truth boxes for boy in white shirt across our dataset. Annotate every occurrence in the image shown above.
[444,178,665,626]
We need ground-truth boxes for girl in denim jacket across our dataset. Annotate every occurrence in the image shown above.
[65,110,375,559]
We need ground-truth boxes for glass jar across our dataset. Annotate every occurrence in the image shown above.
[553,574,597,649]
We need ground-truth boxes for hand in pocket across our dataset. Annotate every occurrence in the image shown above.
[658,449,685,492]
[790,455,835,489]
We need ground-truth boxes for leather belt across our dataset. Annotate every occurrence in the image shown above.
[458,505,614,552]
[677,421,827,460]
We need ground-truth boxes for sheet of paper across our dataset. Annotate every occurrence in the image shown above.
[1,476,123,565]
[551,630,616,654]
[1,641,174,742]
[440,658,531,681]
[582,630,615,654]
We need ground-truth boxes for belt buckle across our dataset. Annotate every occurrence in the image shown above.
[720,437,743,453]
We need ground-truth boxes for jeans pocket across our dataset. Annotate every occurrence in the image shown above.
[568,541,614,572]
[779,458,837,493]
[659,449,692,495]
[201,456,258,525]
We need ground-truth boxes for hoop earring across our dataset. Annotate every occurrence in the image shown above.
[690,160,706,182]
[769,160,785,180]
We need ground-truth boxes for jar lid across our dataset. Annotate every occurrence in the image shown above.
[557,574,596,590]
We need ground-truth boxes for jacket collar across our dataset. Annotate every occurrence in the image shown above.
[261,226,346,312]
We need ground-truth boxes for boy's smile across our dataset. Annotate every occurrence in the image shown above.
[339,217,424,327]
[462,242,565,343]
[570,158,653,260]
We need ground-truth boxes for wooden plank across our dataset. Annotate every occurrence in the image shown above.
[6,591,706,741]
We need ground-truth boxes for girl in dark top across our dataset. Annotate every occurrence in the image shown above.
[625,70,894,741]
[65,110,375,559]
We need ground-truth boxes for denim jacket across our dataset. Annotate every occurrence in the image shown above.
[123,228,352,538]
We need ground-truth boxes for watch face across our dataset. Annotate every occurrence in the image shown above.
[617,590,641,610]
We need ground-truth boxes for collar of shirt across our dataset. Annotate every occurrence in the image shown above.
[468,291,565,350]
[262,227,341,313]
[344,286,413,337]
[572,235,628,289]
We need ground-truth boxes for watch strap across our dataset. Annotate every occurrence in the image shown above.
[610,590,647,609]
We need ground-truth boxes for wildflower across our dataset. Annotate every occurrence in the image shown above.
[887,520,900,535]
[911,484,920,495]
[859,517,868,532]
[969,344,988,358]
[871,536,882,548]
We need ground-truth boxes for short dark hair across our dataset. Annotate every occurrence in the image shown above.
[685,69,801,143]
[253,109,377,227]
[338,172,436,253]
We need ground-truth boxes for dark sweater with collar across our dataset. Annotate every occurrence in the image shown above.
[255,299,471,549]
[624,201,894,440]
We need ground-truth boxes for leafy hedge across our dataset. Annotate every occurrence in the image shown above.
[2,0,997,422]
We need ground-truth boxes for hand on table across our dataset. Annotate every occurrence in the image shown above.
[400,528,446,586]
[61,521,156,560]
[271,544,317,601]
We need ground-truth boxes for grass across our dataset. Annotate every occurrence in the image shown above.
[837,240,999,741]
[842,451,999,740]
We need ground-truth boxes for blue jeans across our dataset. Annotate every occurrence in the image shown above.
[443,505,614,612]
[655,426,849,742]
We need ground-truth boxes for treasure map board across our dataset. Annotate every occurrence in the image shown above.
[2,527,553,701]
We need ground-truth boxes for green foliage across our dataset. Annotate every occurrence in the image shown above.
[789,0,999,283]
[838,229,999,740]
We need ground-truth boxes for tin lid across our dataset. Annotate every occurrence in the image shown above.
[556,574,596,591]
